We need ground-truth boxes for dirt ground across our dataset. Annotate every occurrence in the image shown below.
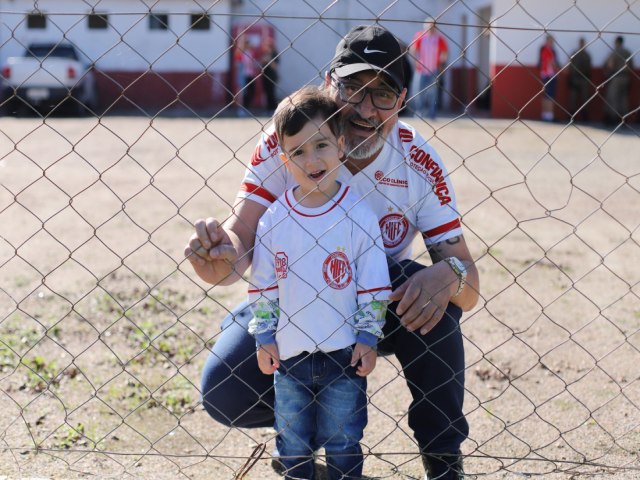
[0,115,639,479]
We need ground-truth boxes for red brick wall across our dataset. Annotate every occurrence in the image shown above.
[448,65,639,122]
[94,70,229,114]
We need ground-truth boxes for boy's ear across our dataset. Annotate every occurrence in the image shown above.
[279,152,291,170]
[337,135,346,159]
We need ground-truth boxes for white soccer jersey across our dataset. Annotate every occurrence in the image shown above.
[239,120,462,262]
[248,184,391,360]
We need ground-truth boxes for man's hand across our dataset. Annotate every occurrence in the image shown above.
[351,343,378,376]
[256,343,280,375]
[389,235,480,336]
[388,261,457,336]
[184,217,239,284]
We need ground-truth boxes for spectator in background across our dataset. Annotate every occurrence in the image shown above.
[240,37,260,115]
[233,34,248,115]
[260,36,279,113]
[568,37,592,122]
[410,17,449,119]
[604,36,633,125]
[539,35,559,122]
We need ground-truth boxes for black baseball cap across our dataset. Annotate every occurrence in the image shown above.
[330,24,405,92]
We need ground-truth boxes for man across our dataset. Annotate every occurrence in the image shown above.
[409,17,449,119]
[185,24,480,480]
[568,37,592,122]
[604,36,632,125]
[538,35,559,122]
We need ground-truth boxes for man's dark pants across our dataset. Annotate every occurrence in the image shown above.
[200,259,468,459]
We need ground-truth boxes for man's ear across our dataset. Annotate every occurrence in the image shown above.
[399,87,408,106]
[323,70,332,89]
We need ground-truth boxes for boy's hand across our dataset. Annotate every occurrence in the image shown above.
[256,343,280,375]
[351,342,377,376]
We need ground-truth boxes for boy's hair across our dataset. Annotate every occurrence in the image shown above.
[274,86,343,149]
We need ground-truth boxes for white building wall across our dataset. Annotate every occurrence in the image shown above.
[0,0,232,72]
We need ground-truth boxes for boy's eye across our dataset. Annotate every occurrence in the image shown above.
[317,142,329,149]
[290,149,303,157]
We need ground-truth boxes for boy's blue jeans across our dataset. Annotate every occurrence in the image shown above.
[274,347,367,480]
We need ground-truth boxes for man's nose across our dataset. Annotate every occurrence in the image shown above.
[355,90,377,117]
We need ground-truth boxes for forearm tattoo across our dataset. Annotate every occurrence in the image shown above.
[427,235,461,263]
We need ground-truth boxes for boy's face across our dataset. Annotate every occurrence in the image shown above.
[279,117,345,198]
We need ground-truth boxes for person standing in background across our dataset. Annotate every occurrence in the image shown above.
[604,36,633,125]
[410,17,449,119]
[233,34,248,115]
[568,37,592,122]
[240,37,260,114]
[260,36,280,113]
[539,35,559,122]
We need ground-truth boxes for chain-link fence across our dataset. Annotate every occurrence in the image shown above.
[0,1,638,478]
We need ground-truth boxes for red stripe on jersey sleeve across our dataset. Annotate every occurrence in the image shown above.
[422,218,461,239]
[240,183,277,203]
[357,286,392,295]
[247,285,278,294]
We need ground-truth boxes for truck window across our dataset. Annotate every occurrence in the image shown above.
[27,44,79,60]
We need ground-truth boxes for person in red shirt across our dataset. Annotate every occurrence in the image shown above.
[410,17,449,119]
[539,35,559,122]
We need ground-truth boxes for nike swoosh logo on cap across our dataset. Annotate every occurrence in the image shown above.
[363,47,386,54]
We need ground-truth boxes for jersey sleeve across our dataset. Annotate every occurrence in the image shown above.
[406,128,464,245]
[247,211,279,344]
[248,211,279,302]
[237,126,289,208]
[351,206,391,345]
[352,206,392,306]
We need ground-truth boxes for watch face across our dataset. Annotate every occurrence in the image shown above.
[448,257,465,275]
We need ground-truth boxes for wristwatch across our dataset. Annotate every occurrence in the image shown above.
[443,257,467,297]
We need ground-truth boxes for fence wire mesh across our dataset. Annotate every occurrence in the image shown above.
[0,0,639,479]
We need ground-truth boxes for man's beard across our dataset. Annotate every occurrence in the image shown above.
[343,116,386,160]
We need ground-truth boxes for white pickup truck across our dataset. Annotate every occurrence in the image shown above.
[1,43,98,115]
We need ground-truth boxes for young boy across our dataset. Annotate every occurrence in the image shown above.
[247,86,391,480]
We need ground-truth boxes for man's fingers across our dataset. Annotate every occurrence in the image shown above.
[388,281,408,302]
[420,309,444,335]
[403,302,436,330]
[402,302,446,335]
[394,281,421,316]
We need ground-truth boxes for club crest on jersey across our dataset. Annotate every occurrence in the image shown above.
[322,251,352,290]
[380,213,409,248]
[275,252,288,279]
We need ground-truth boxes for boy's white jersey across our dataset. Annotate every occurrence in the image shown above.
[248,184,391,360]
[239,120,462,262]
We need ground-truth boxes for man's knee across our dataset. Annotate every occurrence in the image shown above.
[201,369,238,427]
